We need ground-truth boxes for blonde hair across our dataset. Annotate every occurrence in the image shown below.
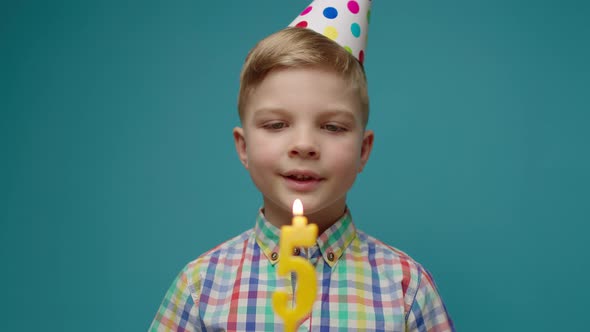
[238,27,369,126]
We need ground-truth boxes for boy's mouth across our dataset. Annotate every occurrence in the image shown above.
[282,170,322,181]
[286,174,316,181]
[282,170,323,192]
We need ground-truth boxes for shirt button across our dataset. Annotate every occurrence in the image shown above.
[327,252,335,261]
[271,252,278,260]
[293,248,301,255]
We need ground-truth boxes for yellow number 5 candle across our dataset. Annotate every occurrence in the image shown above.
[272,199,318,332]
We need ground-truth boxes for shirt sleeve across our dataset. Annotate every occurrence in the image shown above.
[405,267,455,332]
[149,266,201,332]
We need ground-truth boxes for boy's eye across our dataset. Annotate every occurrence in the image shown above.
[263,122,287,130]
[323,124,347,132]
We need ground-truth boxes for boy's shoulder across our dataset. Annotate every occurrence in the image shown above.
[186,228,254,271]
[354,228,430,286]
[356,228,418,264]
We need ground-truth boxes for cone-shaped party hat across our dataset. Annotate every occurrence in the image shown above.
[288,0,373,64]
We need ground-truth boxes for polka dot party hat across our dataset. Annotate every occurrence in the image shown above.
[289,0,372,64]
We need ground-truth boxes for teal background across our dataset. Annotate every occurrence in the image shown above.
[2,0,589,330]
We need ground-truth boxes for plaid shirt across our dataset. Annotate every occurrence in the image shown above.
[150,210,454,331]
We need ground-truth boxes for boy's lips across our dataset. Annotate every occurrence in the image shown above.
[281,170,323,192]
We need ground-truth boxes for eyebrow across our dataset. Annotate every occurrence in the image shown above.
[316,110,357,121]
[250,108,290,120]
[251,107,359,123]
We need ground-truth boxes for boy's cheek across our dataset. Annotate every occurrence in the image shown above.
[248,145,281,164]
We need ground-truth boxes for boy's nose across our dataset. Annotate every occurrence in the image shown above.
[289,146,319,159]
[289,133,319,159]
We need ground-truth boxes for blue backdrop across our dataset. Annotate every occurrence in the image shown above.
[2,0,589,330]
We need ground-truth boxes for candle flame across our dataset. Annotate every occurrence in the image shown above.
[292,199,303,216]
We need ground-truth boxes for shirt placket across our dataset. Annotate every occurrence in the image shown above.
[294,244,323,331]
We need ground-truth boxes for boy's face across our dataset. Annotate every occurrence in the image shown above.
[233,67,373,226]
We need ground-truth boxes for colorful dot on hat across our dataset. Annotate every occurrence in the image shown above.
[323,7,338,19]
[347,1,360,14]
[350,23,361,38]
[323,26,338,40]
[295,21,308,28]
[287,0,373,64]
[301,6,312,16]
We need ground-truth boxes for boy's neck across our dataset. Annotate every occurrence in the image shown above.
[262,201,347,235]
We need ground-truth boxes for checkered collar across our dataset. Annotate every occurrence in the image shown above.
[254,208,357,268]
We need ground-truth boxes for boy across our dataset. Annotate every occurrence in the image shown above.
[150,1,454,331]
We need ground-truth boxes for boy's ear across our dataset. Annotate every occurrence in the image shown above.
[233,127,248,168]
[358,129,374,173]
